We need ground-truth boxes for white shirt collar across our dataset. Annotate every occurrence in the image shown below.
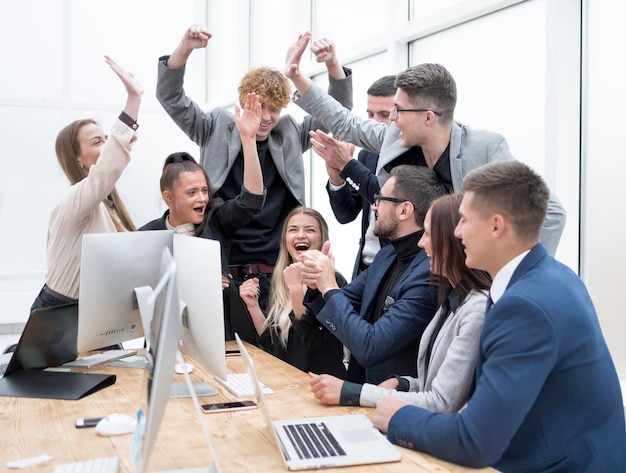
[490,250,531,303]
[165,216,196,235]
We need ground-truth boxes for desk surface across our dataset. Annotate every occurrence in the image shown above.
[1,341,496,472]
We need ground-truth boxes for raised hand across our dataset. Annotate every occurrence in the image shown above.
[284,32,311,79]
[310,37,337,66]
[105,56,143,100]
[235,93,262,139]
[181,24,212,51]
[300,242,336,292]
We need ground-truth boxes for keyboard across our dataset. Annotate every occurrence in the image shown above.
[63,350,137,369]
[53,456,119,473]
[281,421,347,459]
[214,373,275,397]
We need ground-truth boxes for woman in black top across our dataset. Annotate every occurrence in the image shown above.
[239,207,347,378]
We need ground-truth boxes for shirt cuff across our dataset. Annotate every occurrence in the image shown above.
[328,181,346,192]
[322,288,341,302]
[339,381,363,406]
[118,111,139,131]
[392,375,411,392]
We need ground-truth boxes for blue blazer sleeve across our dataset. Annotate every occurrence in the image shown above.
[315,249,436,367]
[385,246,626,472]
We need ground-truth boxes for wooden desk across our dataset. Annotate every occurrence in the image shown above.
[1,342,496,472]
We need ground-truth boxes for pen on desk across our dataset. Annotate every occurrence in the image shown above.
[75,417,102,428]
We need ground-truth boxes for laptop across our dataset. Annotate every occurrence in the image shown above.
[234,333,402,470]
[0,302,116,400]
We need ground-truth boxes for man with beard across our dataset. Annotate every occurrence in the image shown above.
[300,165,447,385]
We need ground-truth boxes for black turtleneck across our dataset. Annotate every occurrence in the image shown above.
[367,230,424,323]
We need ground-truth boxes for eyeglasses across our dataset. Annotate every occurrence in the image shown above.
[392,105,442,117]
[373,194,411,206]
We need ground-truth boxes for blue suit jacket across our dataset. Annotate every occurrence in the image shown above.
[386,244,626,472]
[306,243,437,384]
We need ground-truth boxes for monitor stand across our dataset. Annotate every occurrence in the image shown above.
[147,351,221,473]
[170,382,217,398]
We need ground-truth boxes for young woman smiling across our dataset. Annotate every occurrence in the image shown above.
[30,56,141,313]
[239,207,348,378]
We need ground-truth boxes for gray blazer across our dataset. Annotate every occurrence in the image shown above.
[359,289,487,413]
[157,58,353,205]
[295,82,566,255]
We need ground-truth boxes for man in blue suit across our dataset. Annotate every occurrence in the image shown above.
[301,165,447,385]
[373,161,626,472]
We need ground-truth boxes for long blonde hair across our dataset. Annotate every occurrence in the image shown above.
[55,119,136,231]
[266,207,329,346]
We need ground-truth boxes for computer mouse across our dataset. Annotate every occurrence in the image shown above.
[95,413,137,436]
[175,362,193,374]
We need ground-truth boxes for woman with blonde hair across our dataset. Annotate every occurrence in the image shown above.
[240,207,347,378]
[30,56,141,312]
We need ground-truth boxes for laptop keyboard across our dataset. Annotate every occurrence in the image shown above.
[53,456,119,473]
[282,422,347,459]
[214,373,275,397]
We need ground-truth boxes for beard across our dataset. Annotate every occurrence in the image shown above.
[373,217,398,240]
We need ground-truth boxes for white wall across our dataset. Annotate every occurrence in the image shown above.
[0,0,624,378]
[583,0,626,379]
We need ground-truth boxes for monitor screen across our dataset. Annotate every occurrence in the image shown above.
[133,247,181,473]
[77,230,174,353]
[174,234,227,381]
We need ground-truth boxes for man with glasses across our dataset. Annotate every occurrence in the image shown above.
[285,51,565,257]
[300,165,447,385]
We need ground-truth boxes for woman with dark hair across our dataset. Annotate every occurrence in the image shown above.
[30,57,141,313]
[309,193,491,412]
[239,207,348,378]
[140,93,265,339]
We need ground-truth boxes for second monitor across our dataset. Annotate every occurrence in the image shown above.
[174,234,227,381]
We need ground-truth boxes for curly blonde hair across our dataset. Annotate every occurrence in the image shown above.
[238,67,291,110]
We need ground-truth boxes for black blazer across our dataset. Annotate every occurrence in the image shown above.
[327,149,386,279]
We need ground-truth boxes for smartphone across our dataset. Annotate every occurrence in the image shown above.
[225,349,240,357]
[201,400,257,414]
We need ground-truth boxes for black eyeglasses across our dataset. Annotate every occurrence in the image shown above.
[392,105,442,117]
[373,194,410,206]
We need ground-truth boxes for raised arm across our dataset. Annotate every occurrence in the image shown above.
[284,32,313,95]
[310,37,346,80]
[105,55,143,121]
[234,93,264,196]
[285,33,348,96]
[166,24,212,69]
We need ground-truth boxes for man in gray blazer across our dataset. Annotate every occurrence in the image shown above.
[287,57,565,256]
[156,27,353,337]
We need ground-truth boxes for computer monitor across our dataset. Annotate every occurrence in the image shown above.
[77,230,174,353]
[174,234,227,381]
[132,247,180,472]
